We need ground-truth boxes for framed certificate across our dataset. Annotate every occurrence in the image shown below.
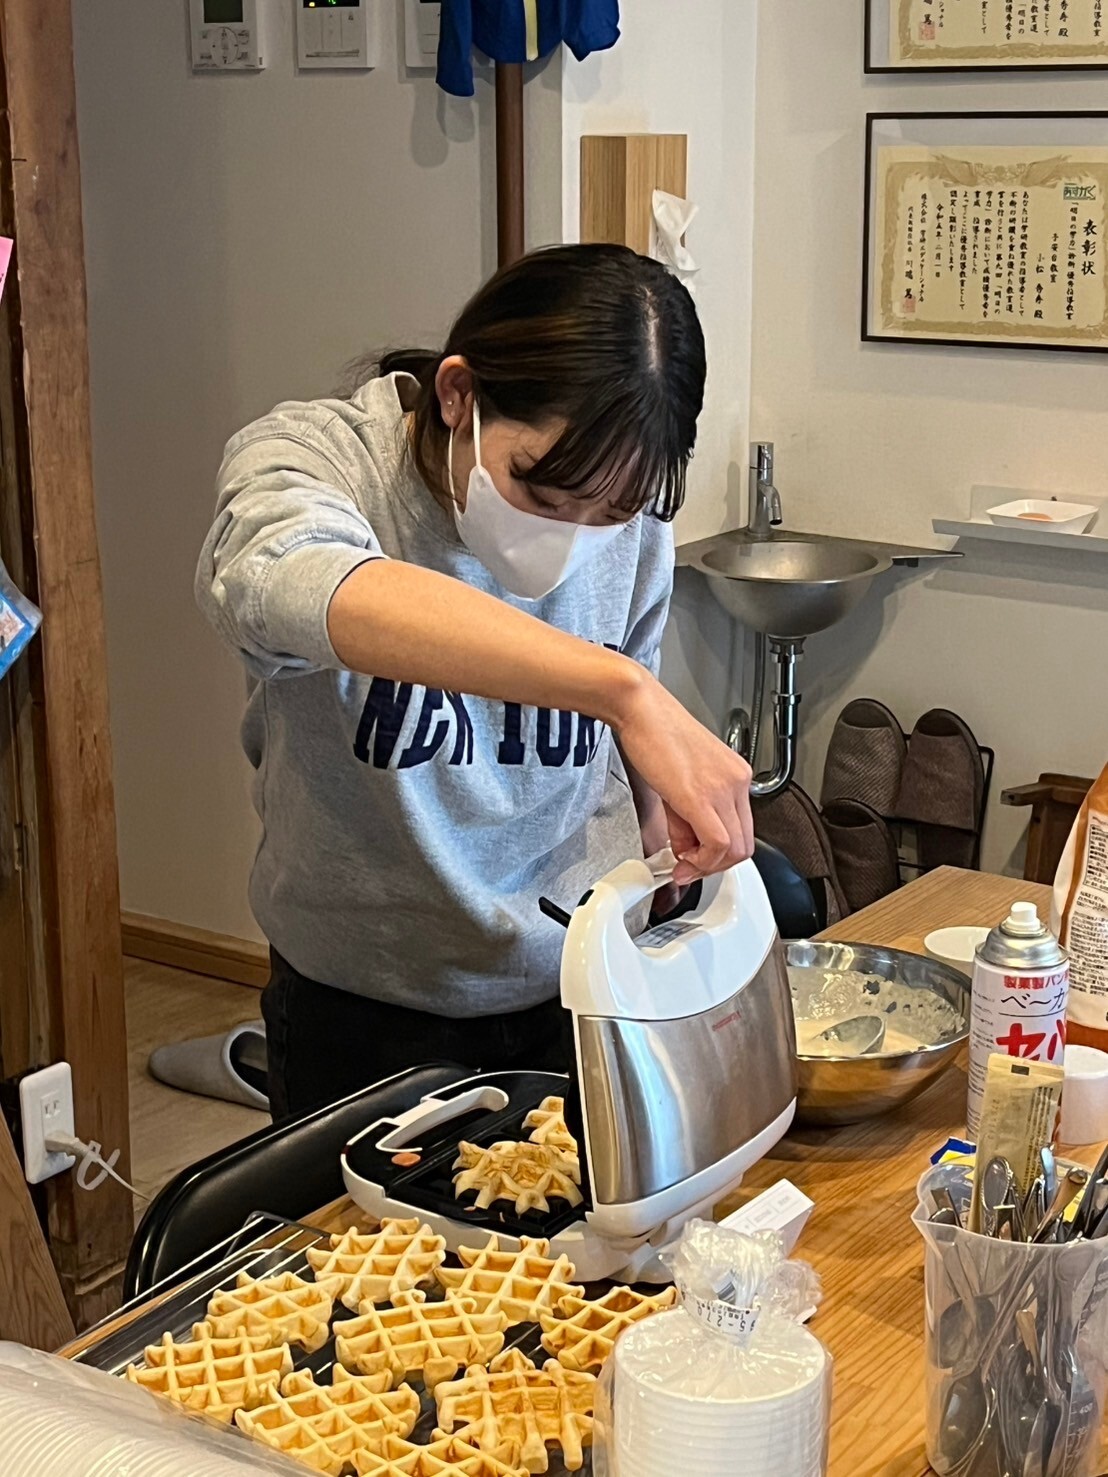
[867,0,1108,71]
[863,113,1108,353]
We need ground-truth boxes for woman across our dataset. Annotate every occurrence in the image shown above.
[197,244,753,1119]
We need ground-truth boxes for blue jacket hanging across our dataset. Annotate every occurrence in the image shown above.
[437,0,620,97]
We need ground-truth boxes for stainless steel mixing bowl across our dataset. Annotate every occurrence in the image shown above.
[788,940,971,1127]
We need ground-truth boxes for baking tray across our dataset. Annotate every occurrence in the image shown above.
[74,1211,592,1475]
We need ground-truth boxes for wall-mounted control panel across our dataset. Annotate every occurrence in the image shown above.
[190,0,265,70]
[298,0,376,69]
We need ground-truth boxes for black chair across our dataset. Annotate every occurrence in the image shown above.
[751,838,822,939]
[125,1062,466,1302]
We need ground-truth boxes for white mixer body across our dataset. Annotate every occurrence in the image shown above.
[561,857,798,1240]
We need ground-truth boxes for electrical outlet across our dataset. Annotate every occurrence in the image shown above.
[19,1062,76,1184]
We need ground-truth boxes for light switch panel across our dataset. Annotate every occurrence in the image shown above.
[297,0,377,69]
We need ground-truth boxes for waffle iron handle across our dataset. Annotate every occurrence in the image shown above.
[595,847,726,921]
[372,1085,510,1154]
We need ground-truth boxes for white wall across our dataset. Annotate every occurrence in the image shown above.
[747,0,1108,874]
[560,0,760,720]
[79,0,1102,940]
[74,1,561,940]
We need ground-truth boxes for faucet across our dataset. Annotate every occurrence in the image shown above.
[747,442,782,541]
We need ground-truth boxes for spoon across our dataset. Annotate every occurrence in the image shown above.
[1031,1168,1089,1245]
[813,1014,886,1055]
[932,1185,965,1231]
[1014,1307,1050,1477]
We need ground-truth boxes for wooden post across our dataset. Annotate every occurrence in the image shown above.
[495,61,525,267]
[0,0,132,1327]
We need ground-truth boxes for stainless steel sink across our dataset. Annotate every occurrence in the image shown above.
[692,539,893,638]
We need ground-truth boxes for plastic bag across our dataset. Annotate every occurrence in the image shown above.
[1053,761,1108,1052]
[913,1162,1108,1477]
[0,1342,305,1476]
[593,1221,832,1477]
[0,559,39,681]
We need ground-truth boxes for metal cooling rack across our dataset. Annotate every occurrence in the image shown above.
[75,1212,590,1474]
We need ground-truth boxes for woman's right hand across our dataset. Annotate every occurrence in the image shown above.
[612,671,755,886]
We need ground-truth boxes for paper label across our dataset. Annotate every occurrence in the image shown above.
[720,1180,815,1243]
[637,920,699,951]
[1067,814,1108,1029]
[682,1290,760,1341]
[967,957,1070,1135]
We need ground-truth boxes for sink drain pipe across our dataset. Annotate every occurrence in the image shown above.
[727,635,804,800]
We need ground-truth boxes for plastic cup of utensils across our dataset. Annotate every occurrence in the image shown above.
[1060,1045,1108,1148]
[914,1162,1108,1477]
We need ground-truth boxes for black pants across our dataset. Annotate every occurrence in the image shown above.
[261,950,574,1121]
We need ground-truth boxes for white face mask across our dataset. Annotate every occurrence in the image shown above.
[449,404,626,601]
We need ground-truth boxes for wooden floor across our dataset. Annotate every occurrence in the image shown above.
[125,959,269,1209]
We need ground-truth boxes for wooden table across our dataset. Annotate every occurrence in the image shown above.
[721,865,1101,1477]
[63,867,1105,1477]
[306,867,1089,1477]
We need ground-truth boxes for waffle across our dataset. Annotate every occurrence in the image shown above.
[307,1219,448,1310]
[434,1236,584,1328]
[352,1436,527,1476]
[124,1321,292,1423]
[334,1290,508,1391]
[539,1285,679,1372]
[522,1098,578,1160]
[235,1366,421,1475]
[207,1270,334,1353]
[434,1348,595,1473]
[452,1142,583,1217]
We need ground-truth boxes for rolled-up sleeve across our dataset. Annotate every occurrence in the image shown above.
[196,411,386,680]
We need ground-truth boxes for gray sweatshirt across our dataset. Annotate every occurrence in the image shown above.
[196,373,673,1016]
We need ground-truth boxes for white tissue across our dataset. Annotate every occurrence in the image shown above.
[651,190,699,284]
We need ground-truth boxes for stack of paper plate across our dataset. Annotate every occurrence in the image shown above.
[610,1308,830,1477]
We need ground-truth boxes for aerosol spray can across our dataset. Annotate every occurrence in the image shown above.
[967,902,1069,1138]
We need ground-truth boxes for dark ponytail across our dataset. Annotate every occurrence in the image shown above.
[362,245,706,522]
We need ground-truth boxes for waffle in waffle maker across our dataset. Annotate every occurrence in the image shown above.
[342,851,798,1283]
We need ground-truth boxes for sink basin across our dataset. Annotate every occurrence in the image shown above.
[695,539,893,637]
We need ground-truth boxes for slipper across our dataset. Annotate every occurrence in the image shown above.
[753,781,849,926]
[895,709,986,871]
[821,698,907,816]
[822,798,901,913]
[148,1021,269,1111]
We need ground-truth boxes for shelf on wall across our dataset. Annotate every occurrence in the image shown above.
[932,486,1108,555]
[931,517,1108,553]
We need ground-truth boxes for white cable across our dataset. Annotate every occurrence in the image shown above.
[44,1131,149,1200]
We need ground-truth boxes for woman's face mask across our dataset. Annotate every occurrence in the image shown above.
[448,404,627,602]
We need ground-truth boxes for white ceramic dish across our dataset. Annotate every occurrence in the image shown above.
[924,926,989,976]
[986,498,1098,535]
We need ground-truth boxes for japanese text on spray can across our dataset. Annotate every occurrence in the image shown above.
[967,902,1069,1139]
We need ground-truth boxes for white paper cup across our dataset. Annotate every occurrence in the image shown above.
[1060,1043,1108,1146]
[924,926,989,976]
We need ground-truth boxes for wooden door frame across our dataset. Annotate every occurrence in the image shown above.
[0,0,132,1328]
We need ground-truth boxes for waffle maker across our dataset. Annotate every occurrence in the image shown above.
[342,852,798,1282]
